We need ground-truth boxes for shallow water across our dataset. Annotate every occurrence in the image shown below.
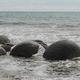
[0,24,80,80]
[0,12,80,80]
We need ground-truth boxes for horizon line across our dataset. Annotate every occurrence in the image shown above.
[0,11,80,12]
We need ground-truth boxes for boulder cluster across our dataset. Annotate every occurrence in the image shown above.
[0,35,80,61]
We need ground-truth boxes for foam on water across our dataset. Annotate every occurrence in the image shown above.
[0,12,80,80]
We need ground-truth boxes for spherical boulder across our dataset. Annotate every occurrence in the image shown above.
[0,47,6,55]
[10,41,39,58]
[0,35,10,44]
[43,40,80,60]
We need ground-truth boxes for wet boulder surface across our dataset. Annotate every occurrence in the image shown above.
[1,43,14,52]
[0,35,10,44]
[43,40,80,60]
[0,35,13,52]
[10,41,39,58]
[0,46,6,55]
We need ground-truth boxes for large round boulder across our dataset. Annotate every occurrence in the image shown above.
[0,35,10,44]
[10,41,39,58]
[43,40,80,60]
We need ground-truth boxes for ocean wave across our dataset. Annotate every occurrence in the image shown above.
[0,21,52,26]
[58,24,79,28]
[0,21,27,25]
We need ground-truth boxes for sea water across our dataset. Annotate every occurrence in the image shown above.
[0,12,80,80]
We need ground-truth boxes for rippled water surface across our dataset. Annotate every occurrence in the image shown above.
[0,12,80,80]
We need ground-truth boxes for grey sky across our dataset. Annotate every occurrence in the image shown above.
[0,0,80,11]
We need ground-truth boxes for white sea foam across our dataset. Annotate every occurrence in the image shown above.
[0,12,80,80]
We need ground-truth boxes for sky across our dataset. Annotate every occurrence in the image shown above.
[0,0,80,11]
